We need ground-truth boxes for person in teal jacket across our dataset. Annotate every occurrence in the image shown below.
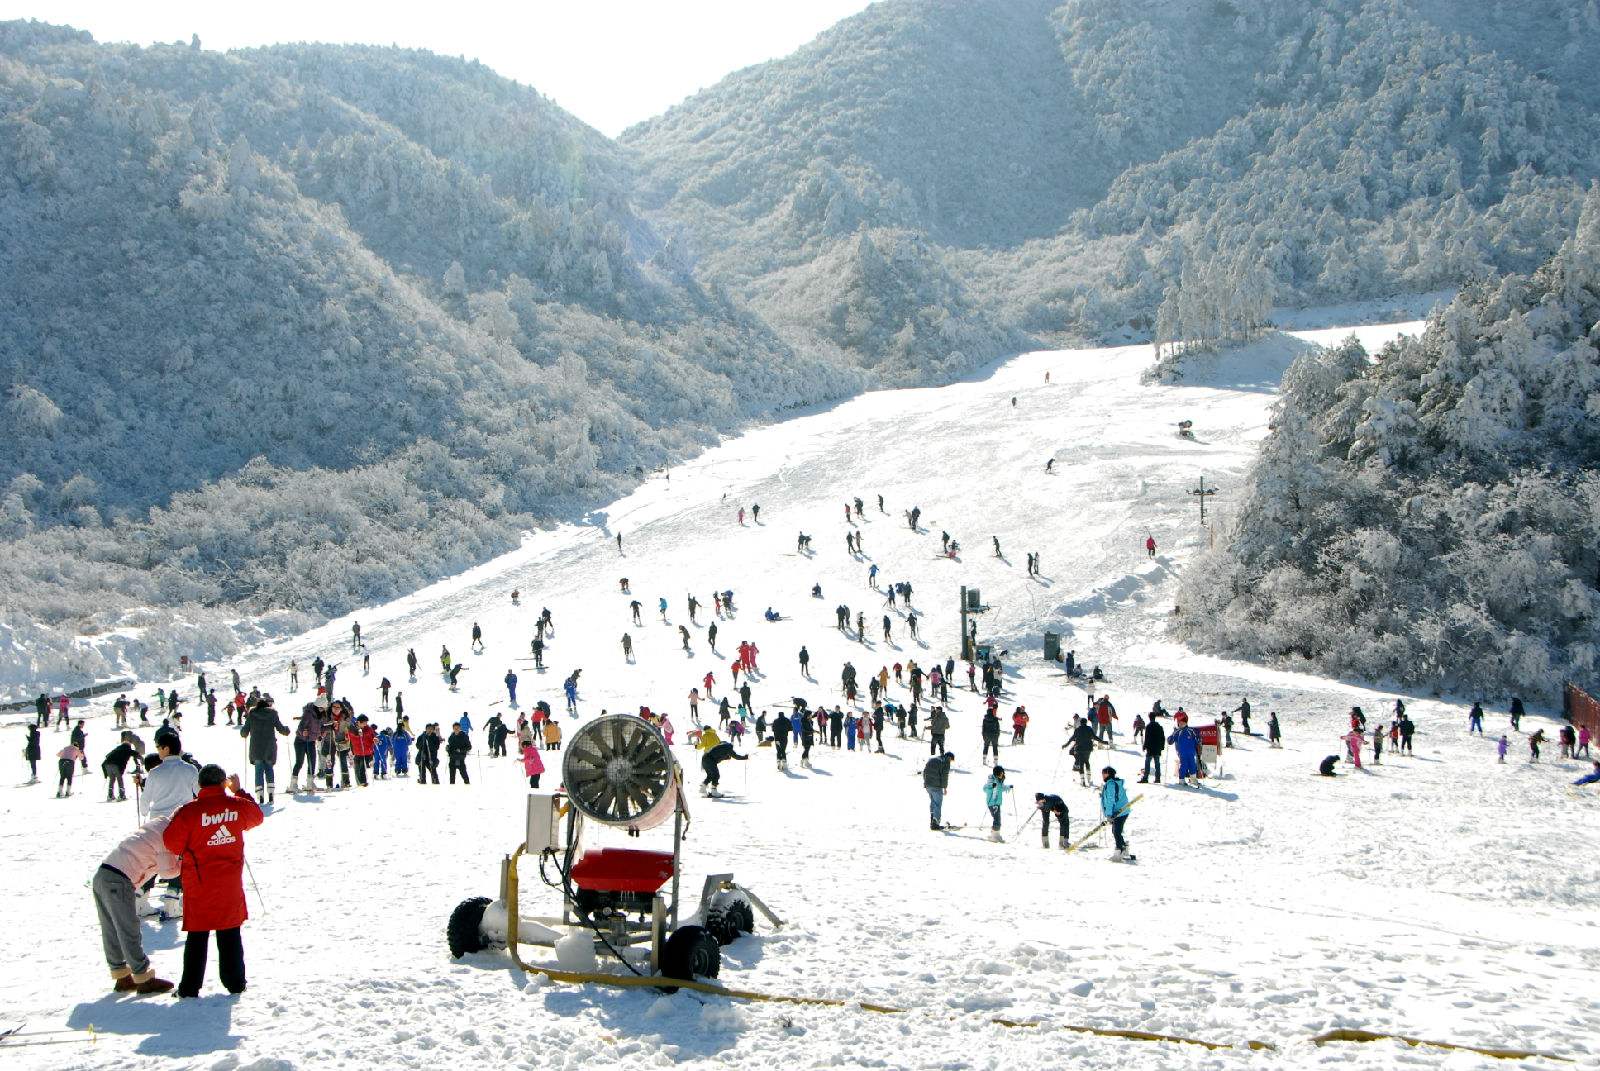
[983,765,1011,841]
[1100,766,1134,860]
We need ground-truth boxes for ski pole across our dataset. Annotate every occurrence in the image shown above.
[244,857,266,912]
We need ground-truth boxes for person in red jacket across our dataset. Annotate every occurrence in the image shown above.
[162,765,264,998]
[347,714,377,787]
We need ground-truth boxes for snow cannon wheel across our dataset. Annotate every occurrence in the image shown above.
[705,895,755,946]
[658,924,721,991]
[447,896,492,959]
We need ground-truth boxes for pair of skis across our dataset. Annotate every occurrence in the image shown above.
[1065,793,1144,853]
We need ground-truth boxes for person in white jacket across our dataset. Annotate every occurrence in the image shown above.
[136,731,198,820]
[133,731,198,920]
[94,817,178,994]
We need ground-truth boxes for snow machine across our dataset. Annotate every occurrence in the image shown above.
[445,714,780,988]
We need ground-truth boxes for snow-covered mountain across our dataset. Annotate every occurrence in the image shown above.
[0,21,861,674]
[626,0,1600,361]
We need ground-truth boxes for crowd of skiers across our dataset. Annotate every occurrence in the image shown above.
[22,480,1600,1008]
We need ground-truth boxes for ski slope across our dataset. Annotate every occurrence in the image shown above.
[5,322,1598,1070]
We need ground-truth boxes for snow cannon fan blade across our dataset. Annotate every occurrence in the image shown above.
[562,715,678,829]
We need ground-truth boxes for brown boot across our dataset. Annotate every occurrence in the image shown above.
[131,970,174,996]
[112,968,135,993]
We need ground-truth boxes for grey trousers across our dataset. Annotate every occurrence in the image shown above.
[93,865,149,976]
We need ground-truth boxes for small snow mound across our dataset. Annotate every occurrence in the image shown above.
[699,1001,750,1032]
[555,932,599,973]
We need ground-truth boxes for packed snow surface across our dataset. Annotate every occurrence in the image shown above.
[5,323,1598,1070]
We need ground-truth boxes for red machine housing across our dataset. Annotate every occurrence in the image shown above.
[569,848,675,894]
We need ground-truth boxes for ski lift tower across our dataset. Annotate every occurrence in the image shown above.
[959,586,986,661]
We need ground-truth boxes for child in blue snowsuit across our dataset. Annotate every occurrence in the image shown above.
[374,729,392,779]
[1173,723,1201,782]
[391,726,412,777]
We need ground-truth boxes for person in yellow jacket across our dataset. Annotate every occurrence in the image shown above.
[542,719,562,751]
[696,727,721,752]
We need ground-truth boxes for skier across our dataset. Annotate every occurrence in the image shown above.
[798,646,810,677]
[708,621,719,651]
[406,649,418,678]
[981,707,1002,764]
[352,621,362,649]
[1268,711,1282,748]
[622,633,634,661]
[1468,702,1485,734]
[1146,536,1156,558]
[415,724,441,784]
[700,740,745,797]
[532,636,545,670]
[1172,715,1201,785]
[446,723,473,784]
[564,674,579,714]
[983,766,1010,841]
[1234,697,1252,735]
[752,503,761,523]
[1344,727,1364,769]
[1318,755,1339,777]
[922,751,955,830]
[1067,717,1097,786]
[1574,760,1600,787]
[1034,793,1069,849]
[1094,695,1117,743]
[1100,766,1134,861]
[1509,697,1525,731]
[93,814,179,995]
[1528,728,1545,763]
[772,711,791,771]
[799,709,815,768]
[239,696,290,803]
[522,739,545,788]
[1140,713,1165,783]
[1045,458,1054,473]
[163,766,263,997]
[56,741,82,797]
[1497,734,1509,763]
[471,622,483,653]
[928,705,949,756]
[679,625,691,652]
[504,669,518,706]
[631,599,643,626]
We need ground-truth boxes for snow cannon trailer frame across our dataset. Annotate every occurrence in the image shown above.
[445,714,781,989]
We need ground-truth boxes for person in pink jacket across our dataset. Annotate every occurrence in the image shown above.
[1344,729,1364,769]
[659,715,675,745]
[521,742,545,788]
[93,816,178,994]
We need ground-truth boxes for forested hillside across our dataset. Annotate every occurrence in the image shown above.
[626,0,1600,366]
[0,21,861,686]
[1176,191,1600,700]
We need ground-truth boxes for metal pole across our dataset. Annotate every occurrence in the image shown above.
[960,586,970,662]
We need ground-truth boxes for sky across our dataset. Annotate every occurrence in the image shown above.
[0,0,876,136]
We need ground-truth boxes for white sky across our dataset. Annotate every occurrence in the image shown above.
[0,1,875,136]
